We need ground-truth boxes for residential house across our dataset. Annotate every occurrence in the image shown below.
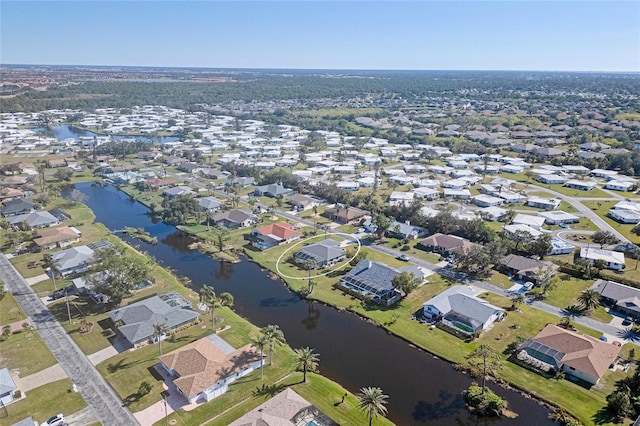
[478,206,509,221]
[564,180,598,191]
[538,210,580,225]
[137,151,161,161]
[516,324,620,386]
[164,156,189,166]
[228,388,338,426]
[177,163,204,174]
[33,226,82,250]
[160,335,262,404]
[109,292,199,347]
[0,368,17,405]
[323,205,369,224]
[471,194,503,208]
[413,187,440,200]
[288,194,321,212]
[1,198,35,217]
[163,186,196,199]
[512,214,545,230]
[51,240,113,277]
[606,180,636,192]
[422,286,504,336]
[442,188,471,199]
[253,183,295,198]
[503,224,542,240]
[500,254,558,283]
[418,233,475,256]
[589,279,640,320]
[535,174,567,185]
[7,211,59,230]
[386,221,428,240]
[226,177,256,187]
[579,247,625,271]
[250,222,300,250]
[0,187,24,202]
[143,177,177,191]
[389,191,415,207]
[526,196,561,210]
[293,239,346,268]
[198,197,222,212]
[212,209,257,229]
[338,259,413,306]
[550,238,575,255]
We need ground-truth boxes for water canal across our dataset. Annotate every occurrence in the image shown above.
[75,182,554,425]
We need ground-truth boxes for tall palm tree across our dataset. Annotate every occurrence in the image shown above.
[293,347,319,383]
[261,325,286,366]
[200,285,219,331]
[152,322,169,356]
[357,387,389,426]
[251,334,269,379]
[578,289,601,312]
[42,253,57,290]
[467,344,500,394]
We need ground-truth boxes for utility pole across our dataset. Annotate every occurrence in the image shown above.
[65,288,72,324]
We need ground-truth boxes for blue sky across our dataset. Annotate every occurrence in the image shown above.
[1,1,639,72]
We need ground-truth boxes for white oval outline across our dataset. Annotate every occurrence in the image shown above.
[275,232,362,280]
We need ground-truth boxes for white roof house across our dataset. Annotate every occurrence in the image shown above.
[527,196,561,210]
[579,247,625,271]
[512,214,545,230]
[503,224,543,240]
[537,210,580,225]
[605,180,636,192]
[471,194,504,208]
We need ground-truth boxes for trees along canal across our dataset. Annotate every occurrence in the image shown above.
[293,347,319,383]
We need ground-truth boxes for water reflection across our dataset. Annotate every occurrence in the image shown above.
[75,182,554,425]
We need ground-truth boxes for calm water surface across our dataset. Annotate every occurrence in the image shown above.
[75,182,553,425]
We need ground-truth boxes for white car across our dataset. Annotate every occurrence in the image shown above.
[41,414,64,426]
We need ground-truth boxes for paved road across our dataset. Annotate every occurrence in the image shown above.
[525,183,631,244]
[0,254,139,426]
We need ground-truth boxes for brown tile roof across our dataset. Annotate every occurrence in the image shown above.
[419,233,474,252]
[33,226,81,247]
[160,338,262,399]
[533,324,620,379]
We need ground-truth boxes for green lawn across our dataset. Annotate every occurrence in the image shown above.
[3,379,87,426]
[193,372,394,426]
[543,274,613,323]
[0,293,24,325]
[0,329,59,375]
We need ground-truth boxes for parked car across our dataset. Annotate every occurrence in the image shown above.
[41,414,64,426]
[622,317,633,326]
[397,254,410,261]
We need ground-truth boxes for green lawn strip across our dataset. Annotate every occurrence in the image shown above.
[0,292,25,325]
[97,307,274,413]
[543,274,612,322]
[486,271,516,289]
[0,326,58,375]
[3,379,87,426]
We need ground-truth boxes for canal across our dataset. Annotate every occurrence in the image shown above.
[75,182,553,425]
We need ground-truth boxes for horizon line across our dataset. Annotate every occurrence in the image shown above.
[3,63,639,74]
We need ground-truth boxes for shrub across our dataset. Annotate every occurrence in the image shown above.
[464,382,505,416]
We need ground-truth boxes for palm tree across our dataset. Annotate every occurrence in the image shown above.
[261,325,286,366]
[577,289,601,312]
[357,387,389,426]
[466,344,500,394]
[293,347,319,383]
[200,285,219,331]
[152,322,169,356]
[42,253,57,290]
[251,334,269,379]
[219,292,234,308]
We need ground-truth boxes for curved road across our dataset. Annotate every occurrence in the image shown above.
[0,254,139,426]
[525,183,631,244]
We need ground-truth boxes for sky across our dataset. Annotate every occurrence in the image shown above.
[1,1,639,72]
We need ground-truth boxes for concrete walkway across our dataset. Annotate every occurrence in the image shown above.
[25,273,49,285]
[0,253,139,425]
[17,363,68,392]
[87,346,118,366]
[65,406,99,426]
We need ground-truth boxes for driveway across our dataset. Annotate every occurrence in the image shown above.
[17,363,68,392]
[0,253,139,425]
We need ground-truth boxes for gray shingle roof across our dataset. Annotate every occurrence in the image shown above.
[294,240,344,264]
[109,294,199,345]
[0,198,35,216]
[340,260,399,296]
